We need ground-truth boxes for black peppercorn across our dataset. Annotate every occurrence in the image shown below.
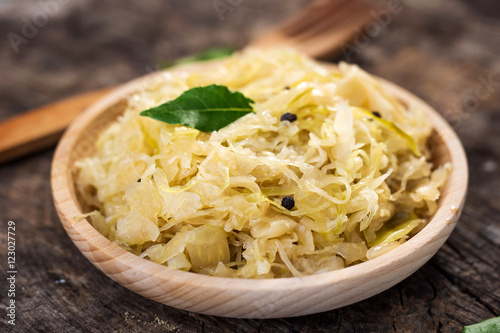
[281,196,295,210]
[371,111,382,118]
[137,179,141,182]
[284,86,290,90]
[280,112,297,123]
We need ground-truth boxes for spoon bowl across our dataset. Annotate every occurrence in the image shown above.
[51,61,468,318]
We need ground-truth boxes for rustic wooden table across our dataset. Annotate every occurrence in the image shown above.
[1,0,499,332]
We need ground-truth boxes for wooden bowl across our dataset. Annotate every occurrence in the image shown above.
[51,62,468,318]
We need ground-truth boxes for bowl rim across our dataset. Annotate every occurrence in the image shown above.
[51,62,468,296]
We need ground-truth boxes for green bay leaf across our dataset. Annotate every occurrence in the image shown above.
[463,316,500,333]
[160,47,234,69]
[140,84,255,132]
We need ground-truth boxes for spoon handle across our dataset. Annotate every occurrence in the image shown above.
[1,0,378,164]
[0,87,114,164]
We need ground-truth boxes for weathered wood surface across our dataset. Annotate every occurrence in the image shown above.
[0,0,499,332]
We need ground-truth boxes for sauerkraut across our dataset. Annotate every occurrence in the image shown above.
[75,49,450,278]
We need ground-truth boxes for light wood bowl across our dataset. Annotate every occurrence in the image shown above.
[51,62,468,318]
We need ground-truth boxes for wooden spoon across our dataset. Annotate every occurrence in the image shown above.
[51,61,468,318]
[0,0,378,164]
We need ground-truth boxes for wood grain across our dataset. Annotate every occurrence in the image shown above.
[1,0,499,331]
[0,87,113,164]
[249,0,377,59]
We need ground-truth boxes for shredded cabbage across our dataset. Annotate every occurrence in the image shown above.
[75,48,450,278]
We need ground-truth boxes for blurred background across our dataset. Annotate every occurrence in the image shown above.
[0,0,499,332]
